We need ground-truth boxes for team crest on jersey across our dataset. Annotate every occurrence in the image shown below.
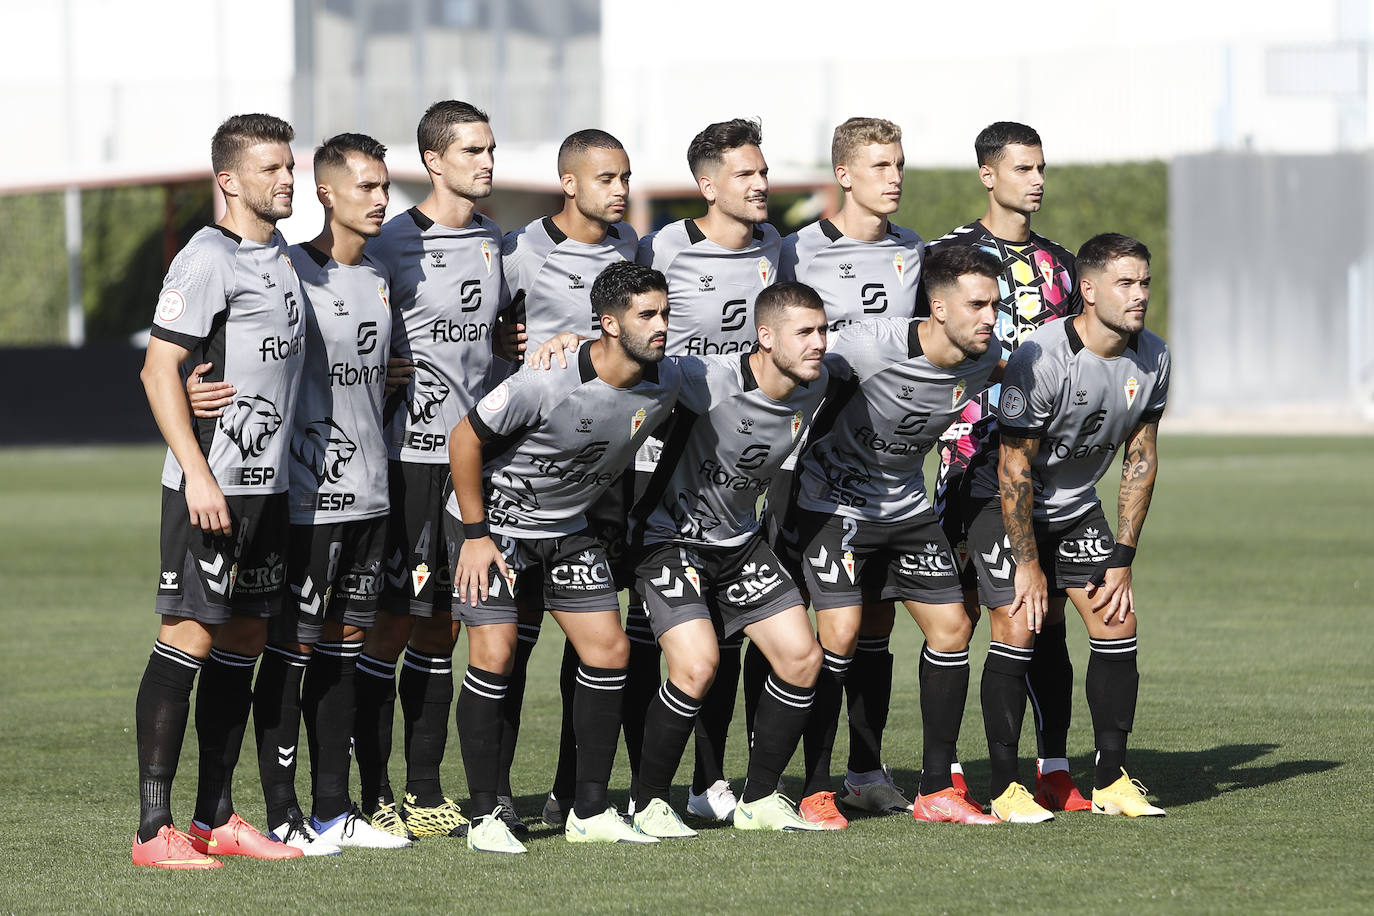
[412,562,431,596]
[841,550,856,583]
[952,378,968,408]
[1124,376,1140,408]
[684,566,702,595]
[481,240,492,274]
[893,252,905,281]
[758,258,771,284]
[377,281,390,311]
[791,411,803,439]
[228,562,239,598]
[631,407,647,437]
[157,290,186,323]
[480,382,509,413]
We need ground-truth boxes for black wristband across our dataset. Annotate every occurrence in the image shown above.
[463,520,490,540]
[1108,542,1136,567]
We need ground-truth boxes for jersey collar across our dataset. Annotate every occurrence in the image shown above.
[408,207,433,230]
[1065,317,1141,355]
[685,219,765,245]
[214,224,243,244]
[907,320,924,358]
[543,216,567,244]
[819,218,843,242]
[739,351,759,391]
[301,242,330,268]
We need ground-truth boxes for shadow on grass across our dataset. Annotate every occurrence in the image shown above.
[885,743,1341,809]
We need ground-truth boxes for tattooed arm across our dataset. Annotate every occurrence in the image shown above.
[1086,420,1159,622]
[999,432,1047,632]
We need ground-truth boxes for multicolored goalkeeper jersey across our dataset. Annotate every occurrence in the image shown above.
[923,221,1079,513]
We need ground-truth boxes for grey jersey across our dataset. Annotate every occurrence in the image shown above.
[970,319,1170,523]
[368,207,504,463]
[638,218,781,356]
[779,219,923,329]
[152,225,305,496]
[797,317,1000,522]
[501,217,638,347]
[635,353,829,548]
[448,343,681,538]
[286,244,392,524]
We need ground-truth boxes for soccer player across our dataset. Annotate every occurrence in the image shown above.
[786,245,1004,827]
[494,129,637,830]
[965,232,1168,821]
[445,261,681,853]
[630,117,782,823]
[191,133,413,853]
[774,116,924,823]
[927,121,1087,811]
[355,100,505,839]
[132,113,305,868]
[629,281,831,837]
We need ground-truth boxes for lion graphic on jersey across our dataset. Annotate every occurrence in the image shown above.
[219,394,283,459]
[291,418,358,484]
[406,359,450,424]
[668,490,722,540]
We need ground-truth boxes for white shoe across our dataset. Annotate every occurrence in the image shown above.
[687,779,738,821]
[270,814,342,856]
[313,805,413,849]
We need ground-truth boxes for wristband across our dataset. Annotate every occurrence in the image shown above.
[463,520,490,540]
[1107,543,1136,567]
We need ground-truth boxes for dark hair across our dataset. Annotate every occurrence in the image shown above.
[590,261,667,318]
[417,100,490,158]
[314,132,388,175]
[755,281,824,329]
[557,129,625,176]
[923,245,1003,296]
[974,121,1042,167]
[687,118,762,177]
[211,113,294,174]
[1077,233,1151,277]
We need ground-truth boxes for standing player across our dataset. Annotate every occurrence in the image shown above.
[774,116,924,824]
[628,281,832,837]
[966,233,1168,821]
[191,134,413,852]
[354,100,505,839]
[631,117,782,822]
[493,129,637,829]
[132,113,305,868]
[927,122,1087,811]
[786,246,1004,827]
[445,261,680,853]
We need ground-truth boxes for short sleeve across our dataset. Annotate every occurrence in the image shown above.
[998,341,1055,438]
[467,366,545,441]
[150,239,232,349]
[1141,345,1170,422]
[778,234,800,282]
[672,356,712,414]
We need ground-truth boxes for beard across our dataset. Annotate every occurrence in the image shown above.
[620,328,666,365]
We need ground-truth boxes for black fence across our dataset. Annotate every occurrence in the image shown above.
[1,345,160,445]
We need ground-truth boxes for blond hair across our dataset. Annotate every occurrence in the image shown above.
[831,117,902,170]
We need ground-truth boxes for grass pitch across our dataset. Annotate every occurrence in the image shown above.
[1,437,1371,914]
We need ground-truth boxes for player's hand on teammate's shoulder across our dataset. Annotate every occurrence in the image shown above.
[385,356,415,395]
[1008,561,1049,633]
[184,362,236,418]
[527,332,587,370]
[455,534,508,607]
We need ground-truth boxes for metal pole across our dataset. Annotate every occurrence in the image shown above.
[65,186,84,348]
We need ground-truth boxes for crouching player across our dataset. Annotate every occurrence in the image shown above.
[967,233,1169,821]
[629,282,830,836]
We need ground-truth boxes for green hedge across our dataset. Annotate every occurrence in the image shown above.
[0,161,1167,346]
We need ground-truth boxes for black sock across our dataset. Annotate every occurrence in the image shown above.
[1027,620,1073,760]
[253,645,309,827]
[550,640,580,802]
[742,673,815,803]
[354,651,398,810]
[637,680,703,809]
[917,644,969,796]
[498,623,540,798]
[623,602,660,782]
[982,642,1033,799]
[845,636,892,775]
[692,639,740,793]
[742,639,769,745]
[572,664,626,819]
[456,666,510,819]
[193,647,258,828]
[801,647,850,797]
[136,641,202,842]
[1087,635,1138,789]
[305,640,361,823]
[399,646,453,806]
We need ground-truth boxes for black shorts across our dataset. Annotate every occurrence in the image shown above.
[381,461,453,617]
[967,499,1114,609]
[271,516,387,645]
[154,486,289,625]
[791,508,965,610]
[634,536,802,641]
[442,518,619,626]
